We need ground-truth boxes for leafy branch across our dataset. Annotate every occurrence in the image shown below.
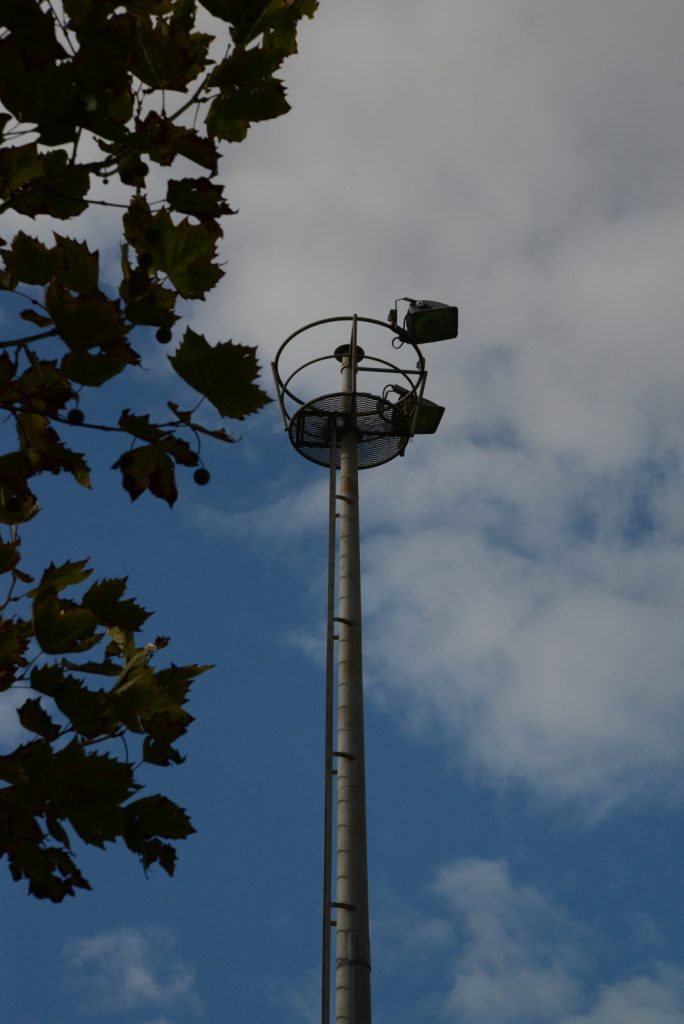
[0,0,318,899]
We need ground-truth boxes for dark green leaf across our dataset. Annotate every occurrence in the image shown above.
[45,283,126,352]
[82,577,151,632]
[9,151,90,220]
[62,347,135,387]
[206,79,290,142]
[16,412,91,487]
[118,410,166,443]
[166,177,234,221]
[0,620,28,692]
[132,18,211,91]
[53,235,99,293]
[208,46,282,89]
[0,479,39,526]
[125,794,194,841]
[31,665,116,738]
[18,698,61,740]
[175,130,220,173]
[0,539,20,575]
[33,593,100,655]
[3,232,57,285]
[170,328,271,420]
[113,444,178,506]
[32,560,91,595]
[0,143,44,198]
[152,211,223,299]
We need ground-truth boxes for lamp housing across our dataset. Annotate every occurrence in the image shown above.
[392,385,445,435]
[404,300,459,344]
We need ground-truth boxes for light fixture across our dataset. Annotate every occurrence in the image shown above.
[391,384,445,435]
[403,299,459,344]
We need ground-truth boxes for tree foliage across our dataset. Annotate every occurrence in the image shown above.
[0,0,317,900]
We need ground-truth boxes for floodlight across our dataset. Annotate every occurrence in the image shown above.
[392,385,445,435]
[404,299,459,344]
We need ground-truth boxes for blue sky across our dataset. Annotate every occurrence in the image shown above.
[3,1,684,1022]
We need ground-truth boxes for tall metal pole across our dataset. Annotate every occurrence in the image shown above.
[321,424,337,1024]
[334,317,372,1024]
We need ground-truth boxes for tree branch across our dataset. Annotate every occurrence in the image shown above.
[0,330,58,349]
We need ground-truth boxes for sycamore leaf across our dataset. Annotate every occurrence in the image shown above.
[166,177,234,221]
[45,283,126,352]
[0,539,20,575]
[8,151,90,220]
[0,143,44,198]
[3,232,57,285]
[0,479,39,526]
[31,665,116,738]
[131,18,211,91]
[112,444,178,506]
[206,79,290,142]
[125,794,194,841]
[61,346,136,387]
[33,593,100,655]
[169,328,271,420]
[153,211,223,299]
[10,361,73,417]
[32,559,91,595]
[16,412,91,487]
[207,45,282,89]
[18,698,61,740]
[53,235,99,293]
[0,620,29,692]
[175,130,219,173]
[118,410,165,443]
[82,577,151,632]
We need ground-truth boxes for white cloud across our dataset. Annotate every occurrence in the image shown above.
[64,927,203,1018]
[187,0,684,818]
[361,448,684,813]
[559,965,684,1024]
[435,859,583,1023]
[384,858,684,1024]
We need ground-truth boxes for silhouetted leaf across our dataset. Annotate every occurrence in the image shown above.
[166,177,234,221]
[33,559,91,594]
[33,593,100,655]
[2,232,57,284]
[45,284,126,352]
[132,18,211,91]
[61,346,136,387]
[82,577,151,632]
[8,151,90,219]
[53,235,99,293]
[18,698,61,740]
[152,211,223,299]
[113,444,178,506]
[170,328,271,419]
[206,78,290,142]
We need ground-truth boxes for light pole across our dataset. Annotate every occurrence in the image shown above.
[272,300,458,1024]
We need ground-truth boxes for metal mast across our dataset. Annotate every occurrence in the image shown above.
[272,301,457,1024]
[333,320,371,1023]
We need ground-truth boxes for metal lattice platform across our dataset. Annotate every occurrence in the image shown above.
[289,392,412,469]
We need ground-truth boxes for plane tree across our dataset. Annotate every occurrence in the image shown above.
[0,0,317,900]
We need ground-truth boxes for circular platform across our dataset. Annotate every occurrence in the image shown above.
[289,392,413,469]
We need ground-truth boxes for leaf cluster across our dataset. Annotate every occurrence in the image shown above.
[0,0,317,897]
[0,554,209,901]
